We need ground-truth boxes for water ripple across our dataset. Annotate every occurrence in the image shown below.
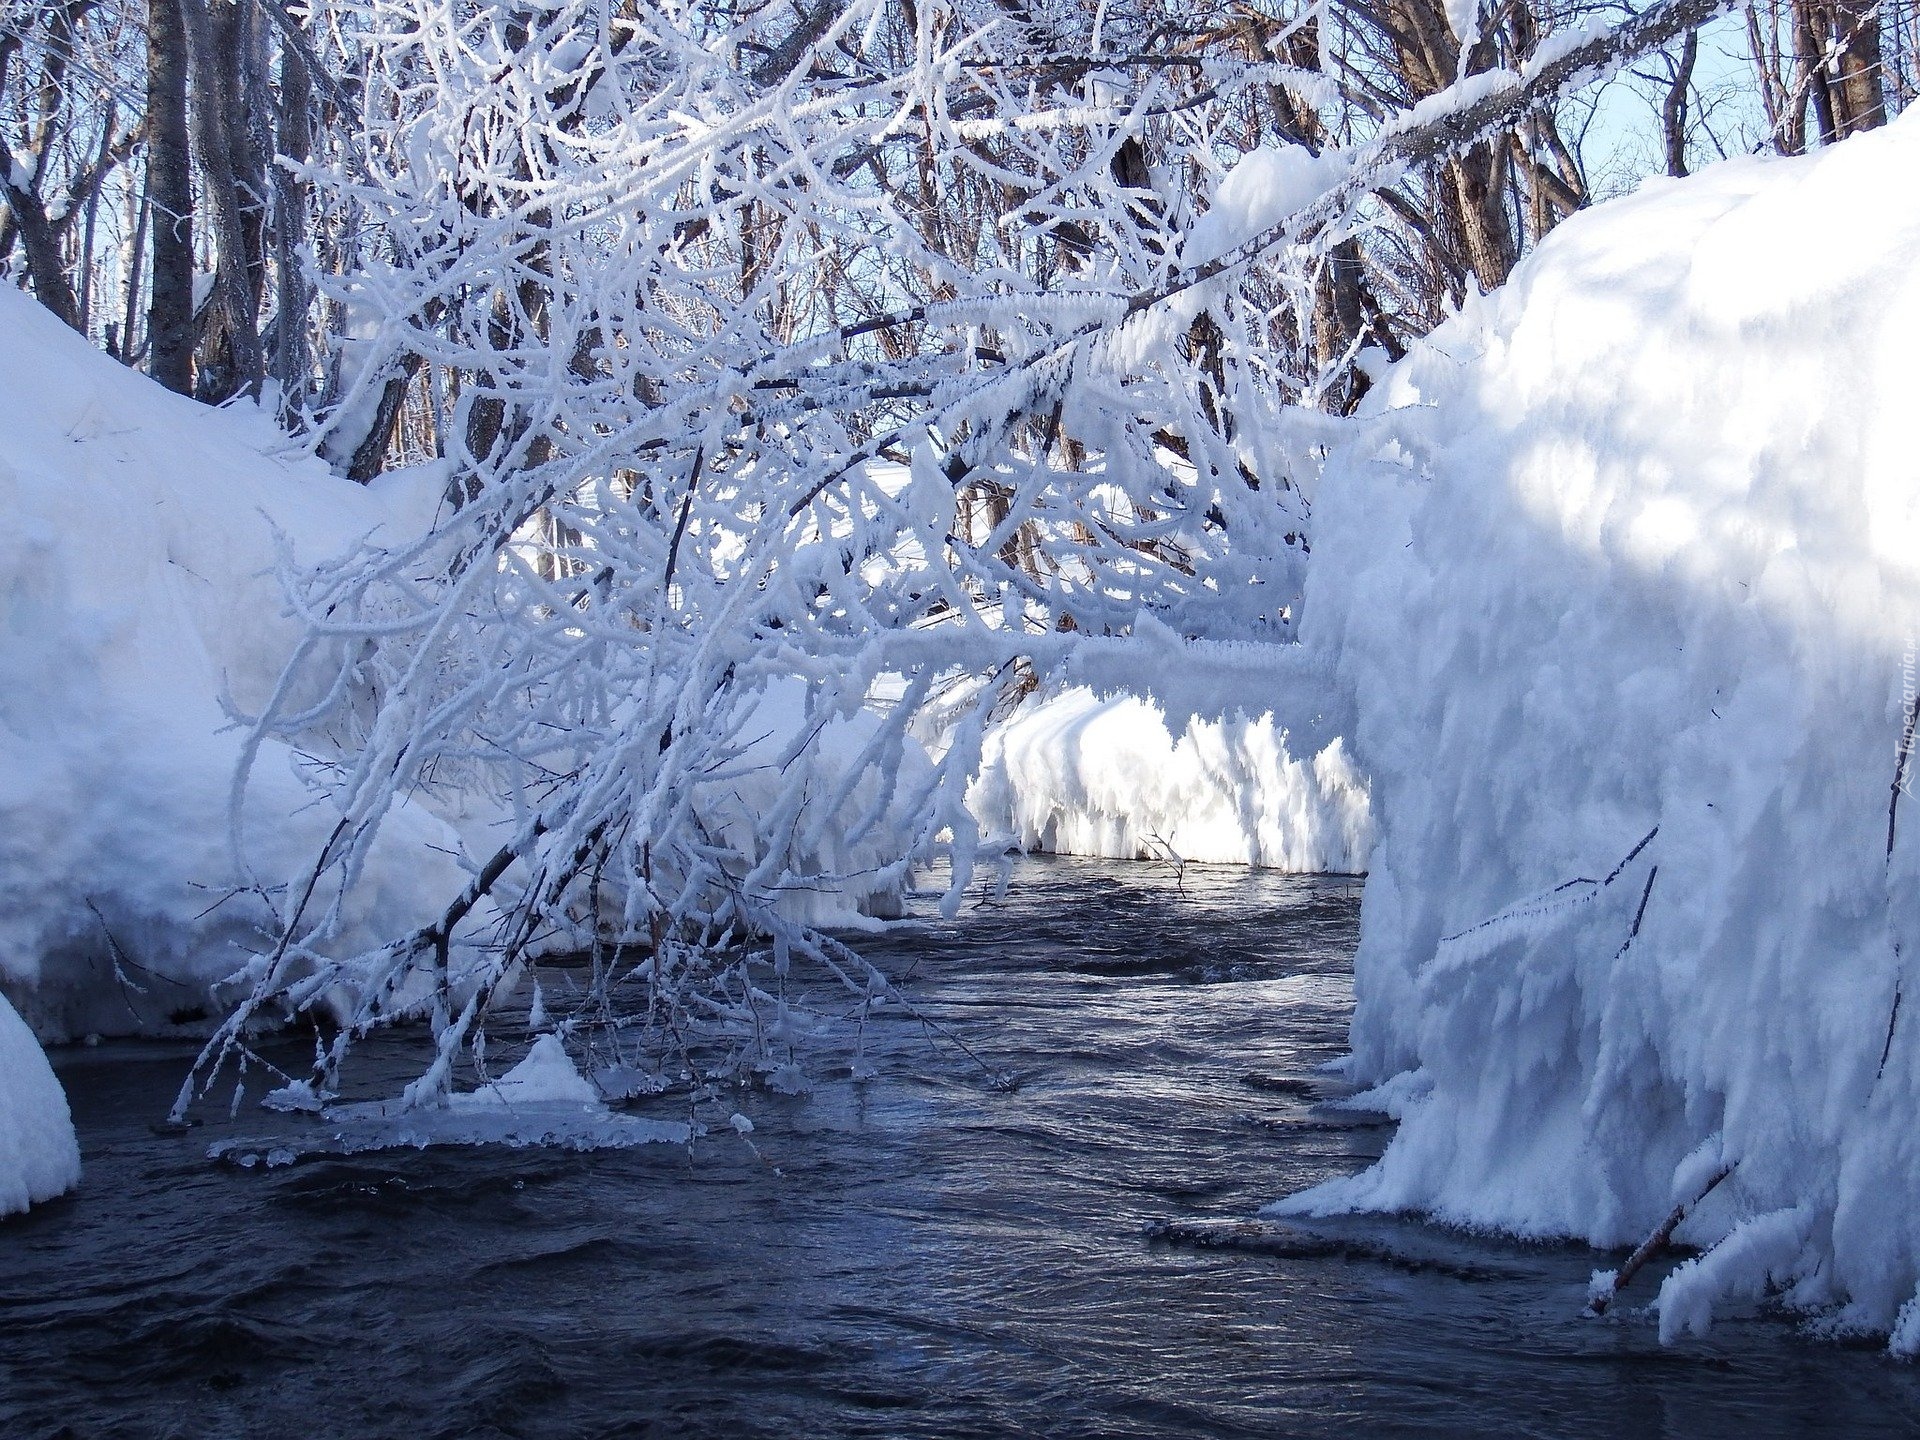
[3,858,1915,1438]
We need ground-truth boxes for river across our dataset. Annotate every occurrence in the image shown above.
[4,857,1917,1437]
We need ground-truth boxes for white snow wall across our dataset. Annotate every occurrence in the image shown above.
[1285,113,1920,1344]
[0,284,471,1045]
[969,687,1372,872]
[0,989,79,1215]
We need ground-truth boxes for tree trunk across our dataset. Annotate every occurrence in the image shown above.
[0,1,88,330]
[216,0,270,312]
[1794,0,1884,142]
[180,0,263,399]
[0,128,81,328]
[272,25,314,414]
[1823,0,1885,134]
[148,0,197,394]
[1664,29,1700,175]
[1448,140,1516,291]
[346,362,420,482]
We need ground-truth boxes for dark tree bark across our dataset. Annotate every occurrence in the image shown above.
[215,0,270,312]
[1794,0,1884,143]
[0,133,83,329]
[1372,0,1521,294]
[271,20,313,413]
[346,357,423,482]
[179,0,263,399]
[0,1,90,330]
[1664,29,1700,175]
[1829,0,1885,132]
[148,0,197,394]
[1806,0,1885,136]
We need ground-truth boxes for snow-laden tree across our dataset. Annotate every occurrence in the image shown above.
[176,0,1740,1117]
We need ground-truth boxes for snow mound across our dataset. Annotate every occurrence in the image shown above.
[1280,114,1920,1346]
[0,285,469,1041]
[969,686,1371,871]
[0,989,80,1216]
[227,1035,692,1159]
[459,1034,600,1107]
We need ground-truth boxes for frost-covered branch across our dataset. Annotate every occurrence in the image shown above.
[182,0,1749,1116]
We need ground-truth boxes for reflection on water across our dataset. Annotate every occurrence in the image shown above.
[3,857,1916,1438]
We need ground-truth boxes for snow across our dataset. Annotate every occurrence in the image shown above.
[1656,1205,1817,1343]
[969,685,1371,871]
[228,1033,693,1158]
[1275,113,1920,1346]
[703,678,932,927]
[1181,144,1347,272]
[460,1034,600,1107]
[1137,140,1348,349]
[1444,0,1480,63]
[0,988,79,1216]
[0,283,472,1042]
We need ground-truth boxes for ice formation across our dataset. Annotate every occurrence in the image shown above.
[969,686,1371,871]
[700,678,932,926]
[0,282,924,1030]
[0,283,940,1199]
[217,1034,694,1160]
[1277,112,1920,1346]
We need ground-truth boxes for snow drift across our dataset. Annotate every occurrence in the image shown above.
[1280,113,1920,1346]
[969,686,1371,871]
[0,989,79,1216]
[0,283,473,1045]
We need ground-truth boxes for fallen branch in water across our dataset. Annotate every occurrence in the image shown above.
[1584,1163,1733,1317]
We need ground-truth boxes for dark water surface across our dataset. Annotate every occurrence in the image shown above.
[5,857,1919,1438]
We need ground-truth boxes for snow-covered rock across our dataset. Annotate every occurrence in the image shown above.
[0,988,79,1216]
[969,686,1371,871]
[1280,113,1920,1345]
[0,285,470,1041]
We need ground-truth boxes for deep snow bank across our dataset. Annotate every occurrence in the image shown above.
[0,285,471,1043]
[968,686,1371,871]
[1282,115,1920,1345]
[678,677,933,928]
[0,285,926,1087]
[0,989,79,1215]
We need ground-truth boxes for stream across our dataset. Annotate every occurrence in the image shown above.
[4,857,1918,1437]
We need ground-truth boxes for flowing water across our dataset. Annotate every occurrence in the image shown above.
[4,857,1918,1438]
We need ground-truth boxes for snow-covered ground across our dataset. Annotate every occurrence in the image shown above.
[968,686,1371,872]
[1280,111,1920,1347]
[0,284,472,1048]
